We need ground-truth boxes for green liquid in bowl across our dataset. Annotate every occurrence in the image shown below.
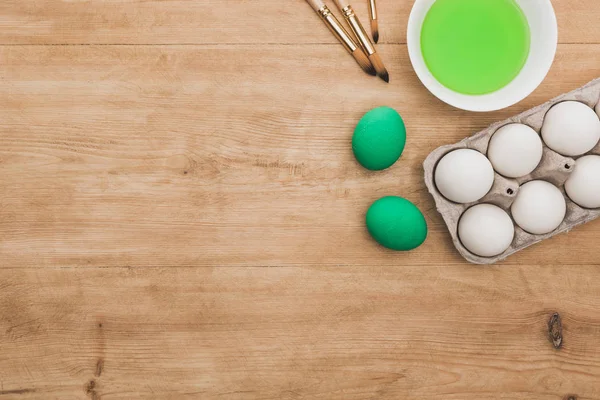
[421,0,531,95]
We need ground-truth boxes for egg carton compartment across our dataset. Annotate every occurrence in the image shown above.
[424,78,600,264]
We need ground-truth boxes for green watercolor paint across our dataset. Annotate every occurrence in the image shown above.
[421,0,530,95]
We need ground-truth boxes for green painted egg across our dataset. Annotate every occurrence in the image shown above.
[366,196,428,251]
[352,106,407,171]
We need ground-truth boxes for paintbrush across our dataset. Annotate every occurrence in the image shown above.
[368,0,379,43]
[332,0,389,82]
[305,0,376,76]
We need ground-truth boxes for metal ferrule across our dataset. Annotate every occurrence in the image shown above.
[368,0,377,21]
[342,5,375,55]
[318,5,358,53]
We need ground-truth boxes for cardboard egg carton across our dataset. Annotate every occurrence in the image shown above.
[424,78,600,264]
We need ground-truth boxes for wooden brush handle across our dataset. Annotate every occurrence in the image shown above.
[305,0,326,12]
[332,0,350,11]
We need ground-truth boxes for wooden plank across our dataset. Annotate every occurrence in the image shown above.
[1,44,599,269]
[0,0,598,45]
[0,266,599,399]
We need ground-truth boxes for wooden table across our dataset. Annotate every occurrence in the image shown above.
[1,1,599,398]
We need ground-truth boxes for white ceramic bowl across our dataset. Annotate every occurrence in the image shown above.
[407,0,558,112]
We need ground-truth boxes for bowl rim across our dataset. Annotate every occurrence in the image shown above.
[407,0,558,112]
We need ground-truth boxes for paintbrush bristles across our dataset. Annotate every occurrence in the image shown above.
[305,0,376,77]
[368,0,379,43]
[353,49,377,76]
[368,52,389,83]
[371,19,379,43]
[334,2,389,82]
[306,0,383,80]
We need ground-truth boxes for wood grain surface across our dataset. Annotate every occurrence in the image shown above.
[0,0,599,399]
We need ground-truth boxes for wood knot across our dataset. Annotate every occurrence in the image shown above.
[548,312,563,349]
[85,379,99,400]
[95,359,104,377]
[564,396,577,400]
[85,380,95,392]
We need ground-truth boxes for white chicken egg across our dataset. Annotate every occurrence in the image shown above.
[434,149,495,204]
[487,124,543,178]
[565,155,600,209]
[511,180,566,234]
[458,204,515,257]
[596,102,600,119]
[541,101,600,156]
